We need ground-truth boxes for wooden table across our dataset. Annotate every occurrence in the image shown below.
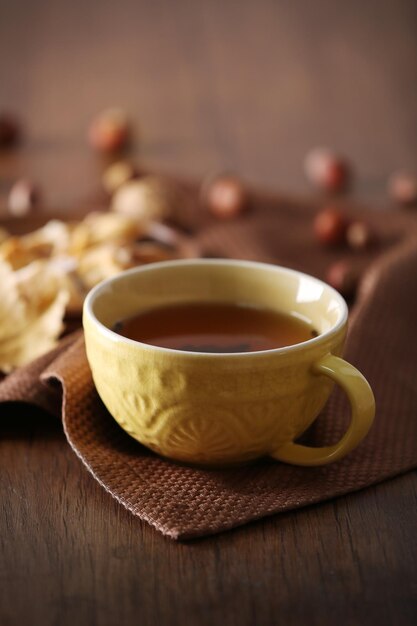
[1,2,416,624]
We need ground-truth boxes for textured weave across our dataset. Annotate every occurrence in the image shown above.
[1,188,417,539]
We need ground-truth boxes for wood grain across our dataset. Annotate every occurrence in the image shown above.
[1,0,417,211]
[1,407,416,626]
[1,0,417,624]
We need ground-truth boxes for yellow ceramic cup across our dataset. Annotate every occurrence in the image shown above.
[83,259,375,467]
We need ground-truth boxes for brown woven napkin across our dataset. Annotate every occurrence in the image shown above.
[1,190,417,539]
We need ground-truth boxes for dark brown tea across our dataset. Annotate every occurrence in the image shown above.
[113,302,318,353]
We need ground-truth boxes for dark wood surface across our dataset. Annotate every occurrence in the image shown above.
[1,1,417,625]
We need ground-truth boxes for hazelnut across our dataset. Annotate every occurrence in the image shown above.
[326,260,359,298]
[88,108,131,153]
[388,171,417,206]
[102,161,137,194]
[313,207,347,246]
[346,220,374,250]
[7,180,40,217]
[203,174,248,219]
[304,148,350,193]
[0,113,21,148]
[111,176,175,223]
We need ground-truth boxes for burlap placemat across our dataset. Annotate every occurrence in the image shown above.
[1,188,417,539]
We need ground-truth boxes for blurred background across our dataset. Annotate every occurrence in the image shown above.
[1,0,416,211]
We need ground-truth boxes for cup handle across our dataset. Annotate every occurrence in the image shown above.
[271,354,375,466]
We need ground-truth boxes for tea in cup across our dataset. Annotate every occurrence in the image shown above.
[83,259,375,467]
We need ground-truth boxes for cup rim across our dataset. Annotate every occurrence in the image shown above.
[83,258,348,358]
